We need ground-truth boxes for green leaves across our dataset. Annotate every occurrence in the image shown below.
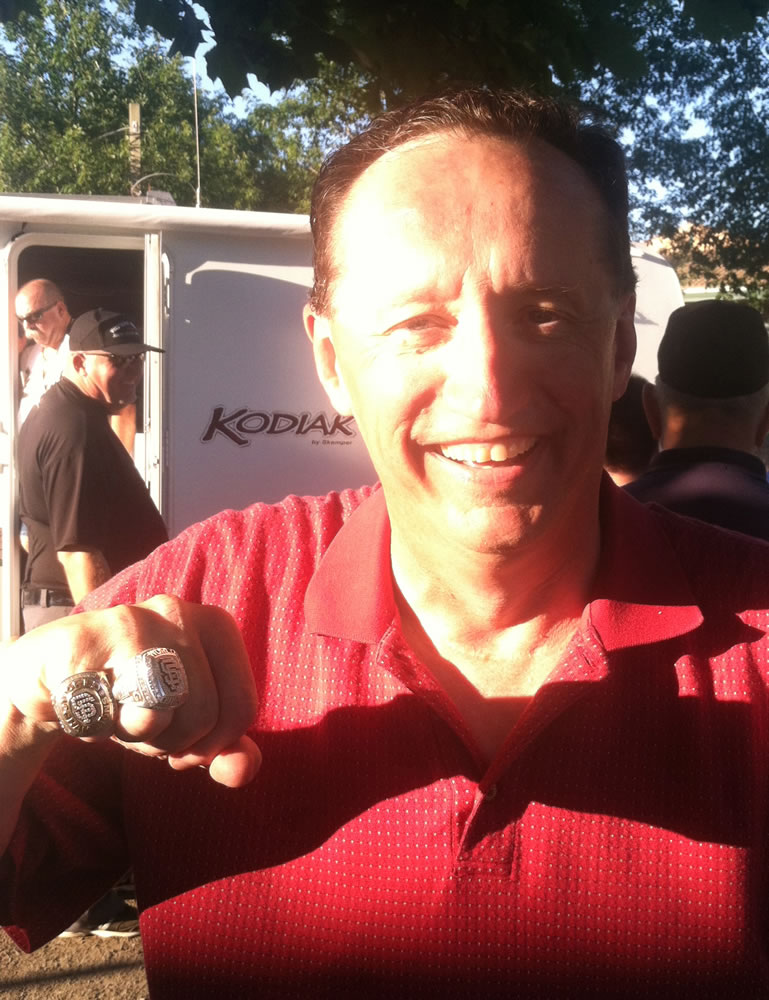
[0,1,374,213]
[3,0,769,309]
[581,3,769,313]
[122,0,769,100]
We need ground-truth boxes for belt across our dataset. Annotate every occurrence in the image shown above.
[21,588,74,608]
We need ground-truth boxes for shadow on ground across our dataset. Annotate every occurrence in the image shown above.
[0,920,148,999]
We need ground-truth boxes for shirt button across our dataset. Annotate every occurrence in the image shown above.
[483,783,498,800]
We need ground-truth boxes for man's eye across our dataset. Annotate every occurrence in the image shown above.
[402,315,445,332]
[387,316,448,349]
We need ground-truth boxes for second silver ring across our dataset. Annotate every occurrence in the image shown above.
[111,647,189,710]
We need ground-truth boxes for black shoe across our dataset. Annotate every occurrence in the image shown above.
[59,893,140,938]
[113,868,136,898]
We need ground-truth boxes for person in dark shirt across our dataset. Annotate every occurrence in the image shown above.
[625,299,769,540]
[19,307,168,630]
[17,307,169,937]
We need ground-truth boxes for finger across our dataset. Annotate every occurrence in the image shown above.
[208,736,262,787]
[169,735,262,788]
[116,702,175,741]
[147,605,259,761]
[105,598,222,750]
[5,596,260,779]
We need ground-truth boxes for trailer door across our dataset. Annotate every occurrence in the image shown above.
[139,231,166,519]
[0,238,19,639]
[1,233,148,640]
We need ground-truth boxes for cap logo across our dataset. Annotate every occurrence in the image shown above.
[106,321,140,343]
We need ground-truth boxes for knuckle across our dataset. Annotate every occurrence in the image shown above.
[141,593,186,624]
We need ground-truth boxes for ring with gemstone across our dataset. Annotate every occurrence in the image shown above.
[111,647,189,710]
[51,671,116,738]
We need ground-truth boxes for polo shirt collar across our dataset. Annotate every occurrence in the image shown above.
[586,476,703,651]
[304,487,394,643]
[305,478,704,650]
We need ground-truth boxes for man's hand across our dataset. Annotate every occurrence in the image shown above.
[2,595,261,789]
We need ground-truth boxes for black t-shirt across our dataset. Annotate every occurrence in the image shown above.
[18,378,169,592]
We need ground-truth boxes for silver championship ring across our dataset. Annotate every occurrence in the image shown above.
[112,647,189,710]
[51,672,116,738]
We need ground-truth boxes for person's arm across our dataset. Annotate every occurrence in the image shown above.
[0,596,262,858]
[0,690,62,856]
[57,549,111,603]
[109,402,136,456]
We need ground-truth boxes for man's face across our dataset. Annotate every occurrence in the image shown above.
[77,352,145,413]
[306,134,636,561]
[15,288,68,349]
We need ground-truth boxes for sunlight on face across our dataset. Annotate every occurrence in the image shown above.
[312,134,635,563]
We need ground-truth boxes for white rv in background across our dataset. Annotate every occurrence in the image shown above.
[0,195,683,639]
[631,244,685,381]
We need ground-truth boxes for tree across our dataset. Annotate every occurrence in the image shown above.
[576,5,769,312]
[6,1,769,312]
[0,0,134,195]
[240,58,378,213]
[0,0,308,209]
[129,0,769,311]
[128,0,769,102]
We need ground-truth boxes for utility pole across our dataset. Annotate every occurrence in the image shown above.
[128,103,141,190]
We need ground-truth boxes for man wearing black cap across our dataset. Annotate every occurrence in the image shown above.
[625,299,769,540]
[18,307,169,633]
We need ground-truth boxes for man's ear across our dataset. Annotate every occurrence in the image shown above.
[611,292,637,401]
[641,381,662,441]
[70,351,87,375]
[303,304,353,416]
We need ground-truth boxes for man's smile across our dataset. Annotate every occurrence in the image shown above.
[438,436,537,466]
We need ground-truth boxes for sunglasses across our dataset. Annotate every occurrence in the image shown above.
[17,301,59,326]
[82,351,145,369]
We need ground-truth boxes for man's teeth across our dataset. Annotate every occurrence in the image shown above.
[440,438,535,464]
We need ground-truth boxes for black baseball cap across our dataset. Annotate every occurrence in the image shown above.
[658,300,769,398]
[69,308,164,355]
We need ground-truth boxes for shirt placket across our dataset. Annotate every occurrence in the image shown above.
[375,622,611,881]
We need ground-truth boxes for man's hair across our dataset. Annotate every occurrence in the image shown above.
[309,87,635,315]
[606,374,656,477]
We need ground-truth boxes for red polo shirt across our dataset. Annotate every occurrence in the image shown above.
[5,480,769,997]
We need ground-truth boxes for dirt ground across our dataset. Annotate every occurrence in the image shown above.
[0,919,148,999]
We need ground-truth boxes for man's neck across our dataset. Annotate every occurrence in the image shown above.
[42,332,65,355]
[660,420,758,455]
[390,523,599,695]
[390,532,598,762]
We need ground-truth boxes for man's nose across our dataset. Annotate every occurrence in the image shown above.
[442,310,525,419]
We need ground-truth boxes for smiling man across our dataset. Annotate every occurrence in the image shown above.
[4,89,769,997]
[303,120,635,761]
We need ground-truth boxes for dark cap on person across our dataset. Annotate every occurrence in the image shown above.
[657,300,769,398]
[69,308,164,355]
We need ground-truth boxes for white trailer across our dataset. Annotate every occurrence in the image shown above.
[0,196,379,640]
[631,244,685,381]
[0,195,683,639]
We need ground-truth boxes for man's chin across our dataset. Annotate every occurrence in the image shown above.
[437,502,545,556]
